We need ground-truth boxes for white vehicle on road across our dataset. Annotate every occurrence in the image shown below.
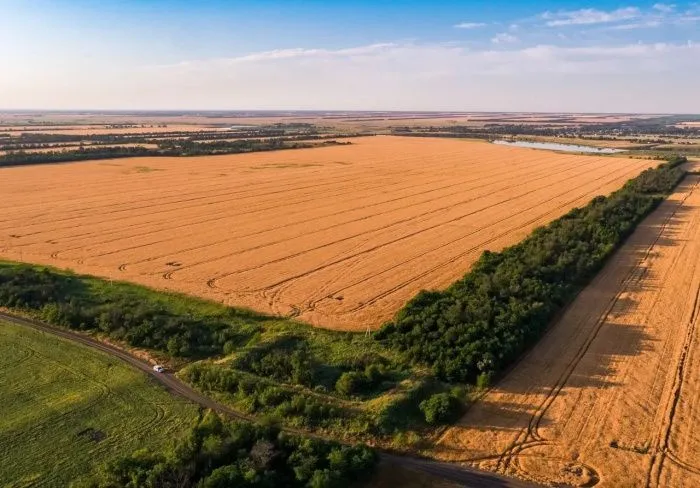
[153,364,166,373]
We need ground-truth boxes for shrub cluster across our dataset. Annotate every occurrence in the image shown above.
[234,337,316,387]
[182,364,344,429]
[77,411,377,488]
[376,157,687,384]
[0,265,247,358]
[334,364,388,398]
[419,393,462,425]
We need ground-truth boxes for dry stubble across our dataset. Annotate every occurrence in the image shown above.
[0,136,654,330]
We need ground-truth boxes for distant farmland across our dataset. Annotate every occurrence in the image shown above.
[0,136,654,330]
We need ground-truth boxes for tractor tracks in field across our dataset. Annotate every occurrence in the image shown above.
[120,156,560,274]
[205,157,645,300]
[294,160,651,320]
[645,205,700,487]
[152,153,593,281]
[487,177,699,486]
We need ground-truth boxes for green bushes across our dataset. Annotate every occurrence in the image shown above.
[376,157,688,384]
[78,411,377,488]
[0,264,251,358]
[181,363,345,429]
[0,267,72,308]
[334,364,389,398]
[235,338,317,387]
[419,393,461,425]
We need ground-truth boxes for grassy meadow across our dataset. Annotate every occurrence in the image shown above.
[0,319,199,487]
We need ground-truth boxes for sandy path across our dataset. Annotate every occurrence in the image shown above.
[0,136,653,331]
[433,173,700,487]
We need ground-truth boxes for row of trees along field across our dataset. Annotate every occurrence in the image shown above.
[376,156,688,384]
[0,262,456,437]
[76,411,376,488]
[0,139,348,167]
[0,130,361,149]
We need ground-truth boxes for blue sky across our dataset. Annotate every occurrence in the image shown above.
[2,0,699,112]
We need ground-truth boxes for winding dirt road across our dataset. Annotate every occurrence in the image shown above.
[0,311,538,488]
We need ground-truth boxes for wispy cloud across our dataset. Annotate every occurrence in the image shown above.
[542,7,640,26]
[653,3,676,13]
[155,41,700,82]
[491,33,518,44]
[12,41,700,111]
[608,20,662,30]
[454,22,487,29]
[541,4,699,30]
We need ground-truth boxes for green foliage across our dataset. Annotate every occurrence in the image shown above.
[419,393,461,425]
[0,264,255,358]
[377,158,688,384]
[79,413,377,488]
[334,363,389,398]
[181,363,348,430]
[235,337,317,387]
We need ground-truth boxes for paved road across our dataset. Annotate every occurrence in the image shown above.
[0,310,538,488]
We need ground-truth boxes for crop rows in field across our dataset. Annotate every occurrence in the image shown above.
[0,136,654,330]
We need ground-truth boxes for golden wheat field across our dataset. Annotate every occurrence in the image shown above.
[434,169,700,487]
[0,136,654,330]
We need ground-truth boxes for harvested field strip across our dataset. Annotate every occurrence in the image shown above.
[1,145,560,222]
[433,172,700,487]
[1,136,654,330]
[130,153,619,278]
[19,151,566,251]
[315,160,655,317]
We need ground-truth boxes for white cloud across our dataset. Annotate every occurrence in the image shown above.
[653,3,676,13]
[4,41,700,112]
[454,22,486,29]
[491,33,519,44]
[543,7,640,26]
[608,20,662,29]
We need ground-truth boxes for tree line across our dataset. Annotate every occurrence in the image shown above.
[0,139,347,168]
[0,266,245,357]
[375,157,688,384]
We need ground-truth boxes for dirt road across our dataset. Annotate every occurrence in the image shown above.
[0,310,538,488]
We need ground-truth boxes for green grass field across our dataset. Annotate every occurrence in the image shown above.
[0,320,199,487]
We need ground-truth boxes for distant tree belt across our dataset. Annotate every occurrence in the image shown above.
[1,128,365,146]
[6,129,300,144]
[77,411,377,488]
[375,156,689,384]
[0,133,359,152]
[392,123,700,138]
[0,139,348,167]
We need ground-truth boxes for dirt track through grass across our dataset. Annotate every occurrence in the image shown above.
[0,136,654,330]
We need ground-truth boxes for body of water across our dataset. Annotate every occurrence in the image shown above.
[493,140,626,154]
